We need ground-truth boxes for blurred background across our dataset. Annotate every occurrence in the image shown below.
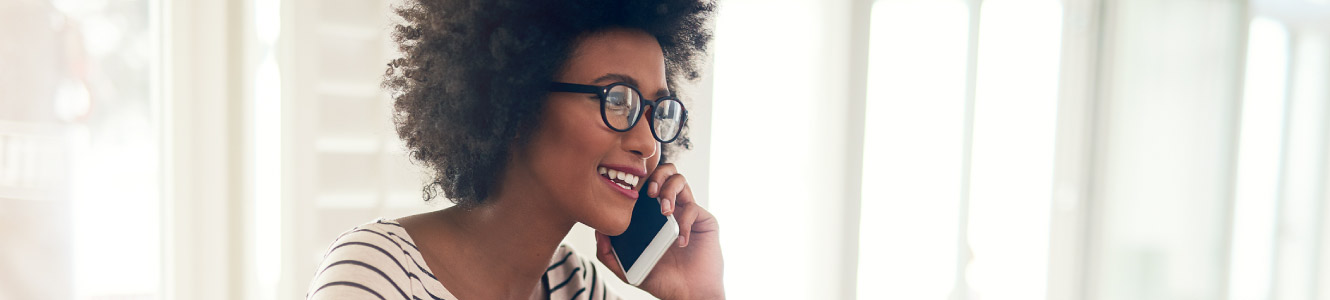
[2,0,1328,299]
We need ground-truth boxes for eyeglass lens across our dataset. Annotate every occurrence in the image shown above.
[602,84,683,142]
[604,85,642,130]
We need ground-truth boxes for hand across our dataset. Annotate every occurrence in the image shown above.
[594,163,724,300]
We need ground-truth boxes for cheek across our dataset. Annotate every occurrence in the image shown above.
[533,107,607,165]
[527,104,634,231]
[527,104,613,193]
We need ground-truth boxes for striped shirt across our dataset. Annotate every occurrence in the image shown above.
[307,218,619,300]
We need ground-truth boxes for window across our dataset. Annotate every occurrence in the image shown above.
[710,0,849,298]
[1228,16,1290,300]
[855,0,1064,299]
[857,0,969,299]
[964,1,1063,299]
[1,0,163,298]
[1229,12,1330,300]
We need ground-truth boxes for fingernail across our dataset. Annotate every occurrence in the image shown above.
[649,182,659,197]
[676,236,686,247]
[663,199,673,214]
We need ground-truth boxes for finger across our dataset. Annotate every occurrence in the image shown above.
[673,184,700,247]
[646,163,677,198]
[657,173,689,216]
[594,232,628,281]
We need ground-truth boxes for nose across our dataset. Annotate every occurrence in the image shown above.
[622,110,658,160]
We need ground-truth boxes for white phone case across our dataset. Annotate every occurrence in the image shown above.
[615,215,679,286]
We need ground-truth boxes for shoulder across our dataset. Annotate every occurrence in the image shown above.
[546,244,621,300]
[306,219,422,300]
[318,219,417,270]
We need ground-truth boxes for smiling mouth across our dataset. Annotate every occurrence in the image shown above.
[597,167,641,191]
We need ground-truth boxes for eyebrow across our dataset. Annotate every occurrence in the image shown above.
[591,73,671,98]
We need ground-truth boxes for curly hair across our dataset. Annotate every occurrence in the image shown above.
[383,0,715,206]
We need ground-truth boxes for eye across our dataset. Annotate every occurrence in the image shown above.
[606,91,630,107]
[603,85,639,115]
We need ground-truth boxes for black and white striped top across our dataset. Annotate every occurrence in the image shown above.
[307,218,619,300]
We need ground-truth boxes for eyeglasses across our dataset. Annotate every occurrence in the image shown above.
[548,82,688,143]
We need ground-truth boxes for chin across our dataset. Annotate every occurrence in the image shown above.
[587,208,632,236]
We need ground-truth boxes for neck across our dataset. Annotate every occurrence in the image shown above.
[433,168,575,299]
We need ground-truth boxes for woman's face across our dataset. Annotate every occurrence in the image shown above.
[520,28,666,235]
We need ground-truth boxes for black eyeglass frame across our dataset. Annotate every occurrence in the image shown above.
[548,82,689,144]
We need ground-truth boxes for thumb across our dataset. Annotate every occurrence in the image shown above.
[594,232,628,281]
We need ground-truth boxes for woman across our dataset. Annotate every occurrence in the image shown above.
[306,1,722,299]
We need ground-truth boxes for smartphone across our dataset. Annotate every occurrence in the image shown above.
[608,185,680,286]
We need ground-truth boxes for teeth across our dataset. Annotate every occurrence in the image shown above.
[597,166,641,189]
[626,174,639,188]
